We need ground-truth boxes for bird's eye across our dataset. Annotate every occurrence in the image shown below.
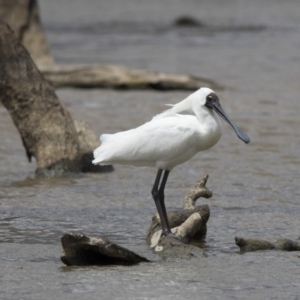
[205,93,218,109]
[207,95,213,101]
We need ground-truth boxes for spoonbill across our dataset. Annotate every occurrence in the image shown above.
[93,87,250,236]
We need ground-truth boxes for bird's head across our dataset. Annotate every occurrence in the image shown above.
[196,87,250,144]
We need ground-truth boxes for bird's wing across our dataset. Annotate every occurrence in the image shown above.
[93,115,200,165]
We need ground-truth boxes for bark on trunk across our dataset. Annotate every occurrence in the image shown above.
[0,0,54,68]
[0,21,79,175]
[0,21,108,176]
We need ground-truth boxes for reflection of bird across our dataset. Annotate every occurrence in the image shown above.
[93,87,250,236]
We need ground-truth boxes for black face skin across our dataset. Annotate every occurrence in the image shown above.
[205,93,250,144]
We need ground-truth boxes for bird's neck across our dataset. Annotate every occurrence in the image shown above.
[195,106,220,126]
[194,107,223,145]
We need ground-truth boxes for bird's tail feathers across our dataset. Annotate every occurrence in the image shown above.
[93,136,114,165]
[92,146,111,165]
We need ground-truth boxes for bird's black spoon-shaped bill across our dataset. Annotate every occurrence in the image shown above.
[212,102,250,144]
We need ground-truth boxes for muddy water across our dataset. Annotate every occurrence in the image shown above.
[1,0,300,299]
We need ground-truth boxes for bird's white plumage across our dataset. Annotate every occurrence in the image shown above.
[93,88,223,170]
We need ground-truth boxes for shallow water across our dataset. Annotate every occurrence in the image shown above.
[1,0,300,299]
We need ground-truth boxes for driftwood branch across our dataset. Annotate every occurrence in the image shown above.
[147,174,211,257]
[183,173,213,209]
[235,237,300,253]
[60,174,212,265]
[40,64,223,91]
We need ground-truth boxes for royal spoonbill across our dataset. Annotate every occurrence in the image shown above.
[93,87,250,236]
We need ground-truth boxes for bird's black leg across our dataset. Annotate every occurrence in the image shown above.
[151,169,162,198]
[151,169,171,236]
[151,170,164,230]
[158,170,171,235]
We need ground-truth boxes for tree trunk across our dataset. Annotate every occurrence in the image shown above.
[0,21,84,176]
[0,0,54,68]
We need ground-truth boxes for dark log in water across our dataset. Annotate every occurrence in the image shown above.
[235,237,300,252]
[0,21,110,176]
[61,233,149,266]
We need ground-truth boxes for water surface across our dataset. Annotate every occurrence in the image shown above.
[1,0,300,299]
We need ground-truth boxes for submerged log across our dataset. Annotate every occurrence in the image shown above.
[40,64,223,91]
[235,237,300,253]
[0,21,109,176]
[61,233,149,266]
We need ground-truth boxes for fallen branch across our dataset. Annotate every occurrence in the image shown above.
[40,64,223,91]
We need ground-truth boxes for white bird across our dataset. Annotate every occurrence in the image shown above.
[93,87,250,236]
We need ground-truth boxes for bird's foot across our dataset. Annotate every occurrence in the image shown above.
[162,231,175,237]
[162,231,185,243]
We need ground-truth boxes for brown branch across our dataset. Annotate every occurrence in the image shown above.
[183,173,213,209]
